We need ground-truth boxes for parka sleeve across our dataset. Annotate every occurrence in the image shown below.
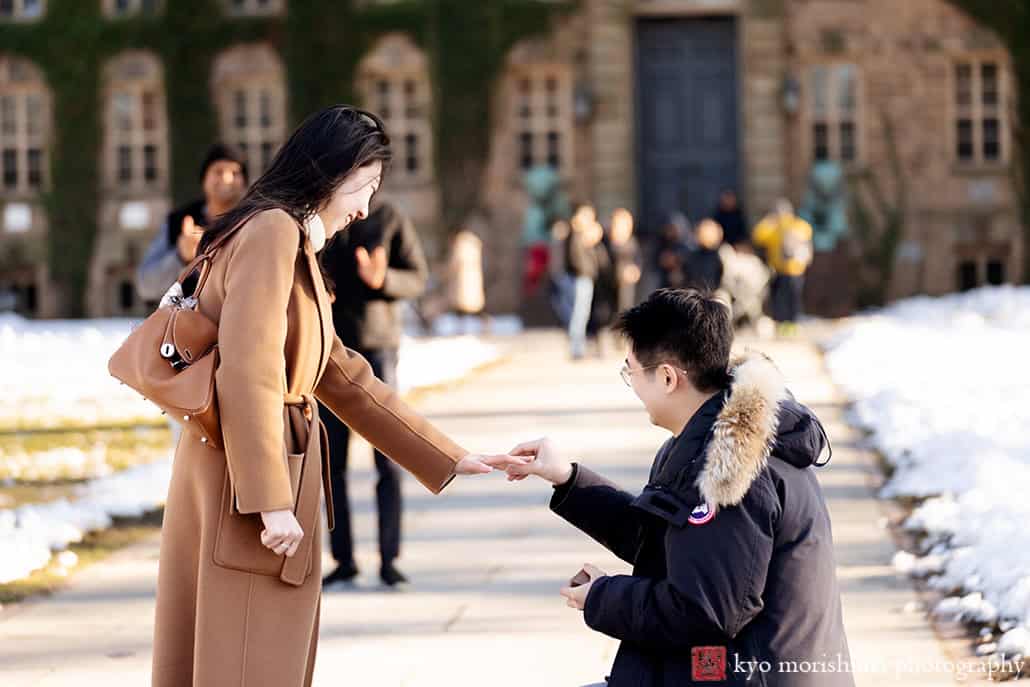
[583,480,778,649]
[315,335,465,494]
[214,210,299,515]
[550,464,645,565]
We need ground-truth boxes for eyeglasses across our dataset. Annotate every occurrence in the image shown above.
[619,361,689,387]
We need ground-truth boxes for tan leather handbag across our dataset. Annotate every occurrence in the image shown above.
[108,216,254,448]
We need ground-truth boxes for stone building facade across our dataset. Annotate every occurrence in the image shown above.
[0,0,1022,317]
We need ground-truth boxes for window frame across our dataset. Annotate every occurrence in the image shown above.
[803,62,863,169]
[0,0,45,23]
[0,58,51,199]
[357,68,435,188]
[509,64,574,181]
[101,0,162,18]
[952,55,1010,169]
[211,45,288,178]
[102,53,169,194]
[222,0,284,18]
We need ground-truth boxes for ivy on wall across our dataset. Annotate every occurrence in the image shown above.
[0,0,574,316]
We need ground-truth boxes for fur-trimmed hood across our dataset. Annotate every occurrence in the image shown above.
[639,352,830,516]
[697,352,788,507]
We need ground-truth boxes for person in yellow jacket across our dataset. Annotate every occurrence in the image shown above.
[751,199,813,334]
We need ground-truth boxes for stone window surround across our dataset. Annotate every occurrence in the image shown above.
[0,57,51,200]
[102,52,169,194]
[102,0,162,18]
[508,63,574,181]
[0,0,45,22]
[952,53,1009,169]
[356,35,435,189]
[801,62,862,168]
[211,45,287,177]
[222,0,283,17]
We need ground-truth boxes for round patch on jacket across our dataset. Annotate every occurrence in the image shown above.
[687,502,716,526]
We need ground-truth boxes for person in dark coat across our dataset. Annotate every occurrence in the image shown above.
[655,212,693,290]
[712,188,750,250]
[684,218,725,292]
[587,232,617,352]
[136,144,247,307]
[506,289,854,687]
[318,199,430,588]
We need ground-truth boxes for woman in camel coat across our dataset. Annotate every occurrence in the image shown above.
[151,107,520,687]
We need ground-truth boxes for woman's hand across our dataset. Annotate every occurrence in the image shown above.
[454,453,531,476]
[259,509,304,558]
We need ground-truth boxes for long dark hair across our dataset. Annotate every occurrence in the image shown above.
[198,105,391,255]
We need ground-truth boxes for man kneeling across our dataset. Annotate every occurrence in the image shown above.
[507,289,854,687]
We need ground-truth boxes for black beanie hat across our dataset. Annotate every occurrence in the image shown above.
[198,143,248,183]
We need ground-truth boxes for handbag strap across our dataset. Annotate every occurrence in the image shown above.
[175,208,295,300]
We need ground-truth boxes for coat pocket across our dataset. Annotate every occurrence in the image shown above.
[211,454,308,578]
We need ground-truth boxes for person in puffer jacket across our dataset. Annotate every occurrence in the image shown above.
[506,288,855,687]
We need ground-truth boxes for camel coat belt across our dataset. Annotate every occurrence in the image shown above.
[152,209,466,687]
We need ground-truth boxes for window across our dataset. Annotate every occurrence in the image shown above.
[223,0,282,17]
[102,53,168,191]
[0,0,44,22]
[102,0,160,17]
[955,59,1007,166]
[808,64,860,164]
[211,44,287,176]
[511,66,573,175]
[356,34,434,187]
[0,57,51,197]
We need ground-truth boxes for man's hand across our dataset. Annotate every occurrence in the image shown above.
[176,215,204,263]
[504,437,574,485]
[455,453,531,476]
[622,264,641,285]
[560,563,607,611]
[356,246,388,289]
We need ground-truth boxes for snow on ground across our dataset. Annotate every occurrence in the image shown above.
[823,286,1030,657]
[0,313,513,584]
[0,315,158,431]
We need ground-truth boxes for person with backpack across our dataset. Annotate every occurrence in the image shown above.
[752,199,814,336]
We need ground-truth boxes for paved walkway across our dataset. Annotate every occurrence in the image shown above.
[0,330,958,686]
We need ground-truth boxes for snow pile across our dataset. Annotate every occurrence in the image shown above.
[397,335,502,392]
[0,314,158,431]
[0,458,172,583]
[0,320,506,584]
[824,286,1030,657]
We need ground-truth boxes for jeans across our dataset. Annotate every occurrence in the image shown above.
[568,276,594,358]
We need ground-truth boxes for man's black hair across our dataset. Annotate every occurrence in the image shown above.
[613,288,733,392]
[197,142,248,183]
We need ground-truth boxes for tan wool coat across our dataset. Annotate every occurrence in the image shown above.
[152,209,466,687]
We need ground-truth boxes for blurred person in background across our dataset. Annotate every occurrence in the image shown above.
[655,212,692,290]
[447,225,486,334]
[752,199,814,336]
[711,188,750,252]
[136,144,247,308]
[318,199,429,588]
[607,208,642,313]
[587,216,617,358]
[548,219,575,327]
[685,218,725,292]
[566,203,602,360]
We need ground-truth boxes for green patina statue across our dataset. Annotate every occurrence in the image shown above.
[800,160,849,253]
